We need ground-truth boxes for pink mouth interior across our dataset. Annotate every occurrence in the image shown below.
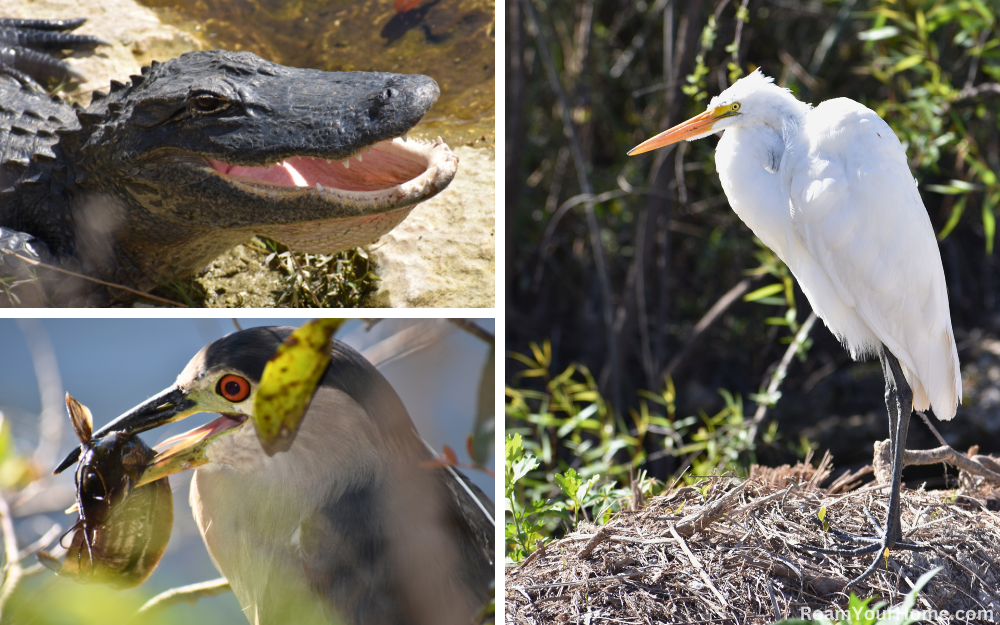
[208,151,427,192]
[155,414,247,452]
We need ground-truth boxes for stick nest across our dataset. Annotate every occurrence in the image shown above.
[505,452,1000,624]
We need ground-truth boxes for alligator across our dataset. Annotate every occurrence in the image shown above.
[0,41,458,305]
[0,17,109,86]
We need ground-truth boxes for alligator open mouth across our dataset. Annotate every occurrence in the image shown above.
[208,137,456,204]
[203,136,458,252]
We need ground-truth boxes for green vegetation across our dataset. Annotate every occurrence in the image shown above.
[775,567,940,624]
[505,337,811,562]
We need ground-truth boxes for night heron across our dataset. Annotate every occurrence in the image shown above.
[56,326,494,625]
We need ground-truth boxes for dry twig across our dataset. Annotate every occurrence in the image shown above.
[507,457,1000,624]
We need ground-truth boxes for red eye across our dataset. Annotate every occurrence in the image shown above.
[217,374,251,402]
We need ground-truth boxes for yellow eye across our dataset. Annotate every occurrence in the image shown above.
[732,103,741,111]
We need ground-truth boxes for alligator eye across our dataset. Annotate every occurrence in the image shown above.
[190,94,231,115]
[217,374,251,402]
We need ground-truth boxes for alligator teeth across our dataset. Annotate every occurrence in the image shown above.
[326,159,333,164]
[356,154,363,163]
[403,133,408,142]
[316,183,324,192]
[283,161,309,187]
[342,160,350,169]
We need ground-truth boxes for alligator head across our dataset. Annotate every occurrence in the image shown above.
[65,50,457,293]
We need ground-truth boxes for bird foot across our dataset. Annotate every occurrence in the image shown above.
[803,506,928,590]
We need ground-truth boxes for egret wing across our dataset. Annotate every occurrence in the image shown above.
[783,98,960,418]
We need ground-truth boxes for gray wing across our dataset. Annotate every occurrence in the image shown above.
[298,467,493,625]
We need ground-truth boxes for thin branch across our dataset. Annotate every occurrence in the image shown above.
[0,492,22,618]
[668,523,728,613]
[129,578,232,622]
[663,277,757,377]
[0,249,187,307]
[779,50,820,91]
[807,0,858,75]
[953,82,1000,102]
[964,29,991,91]
[521,0,619,411]
[916,411,949,447]
[730,0,751,69]
[609,0,672,78]
[879,445,1000,483]
[447,319,494,345]
[533,188,630,290]
[748,311,818,442]
[16,320,64,470]
[16,524,61,565]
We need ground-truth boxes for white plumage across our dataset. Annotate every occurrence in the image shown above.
[630,68,963,587]
[631,69,960,420]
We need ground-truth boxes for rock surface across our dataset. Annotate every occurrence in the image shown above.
[369,146,495,308]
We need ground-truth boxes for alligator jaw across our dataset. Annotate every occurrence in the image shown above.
[200,136,458,251]
[205,136,455,202]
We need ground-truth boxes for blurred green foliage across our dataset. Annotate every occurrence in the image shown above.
[7,576,241,625]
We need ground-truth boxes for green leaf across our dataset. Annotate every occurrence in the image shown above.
[744,283,784,302]
[892,55,924,73]
[505,434,539,488]
[985,192,998,254]
[553,468,583,503]
[925,179,980,194]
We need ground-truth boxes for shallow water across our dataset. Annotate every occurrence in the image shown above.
[140,0,495,146]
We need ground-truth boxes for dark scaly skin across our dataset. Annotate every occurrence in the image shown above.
[0,49,455,305]
[0,17,107,86]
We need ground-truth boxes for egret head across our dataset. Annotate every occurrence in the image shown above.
[628,68,809,155]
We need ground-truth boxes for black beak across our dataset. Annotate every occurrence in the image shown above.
[54,386,200,474]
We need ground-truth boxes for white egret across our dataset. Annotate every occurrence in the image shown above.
[630,69,961,589]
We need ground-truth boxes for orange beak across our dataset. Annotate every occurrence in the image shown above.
[628,109,717,156]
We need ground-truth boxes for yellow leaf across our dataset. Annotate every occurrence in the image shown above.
[253,319,344,455]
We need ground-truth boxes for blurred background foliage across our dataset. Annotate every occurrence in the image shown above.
[505,0,1000,560]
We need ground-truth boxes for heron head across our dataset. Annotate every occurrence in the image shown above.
[54,326,414,488]
[53,328,292,482]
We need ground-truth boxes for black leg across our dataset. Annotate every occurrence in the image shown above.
[881,346,912,547]
[804,345,919,591]
[841,346,913,590]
